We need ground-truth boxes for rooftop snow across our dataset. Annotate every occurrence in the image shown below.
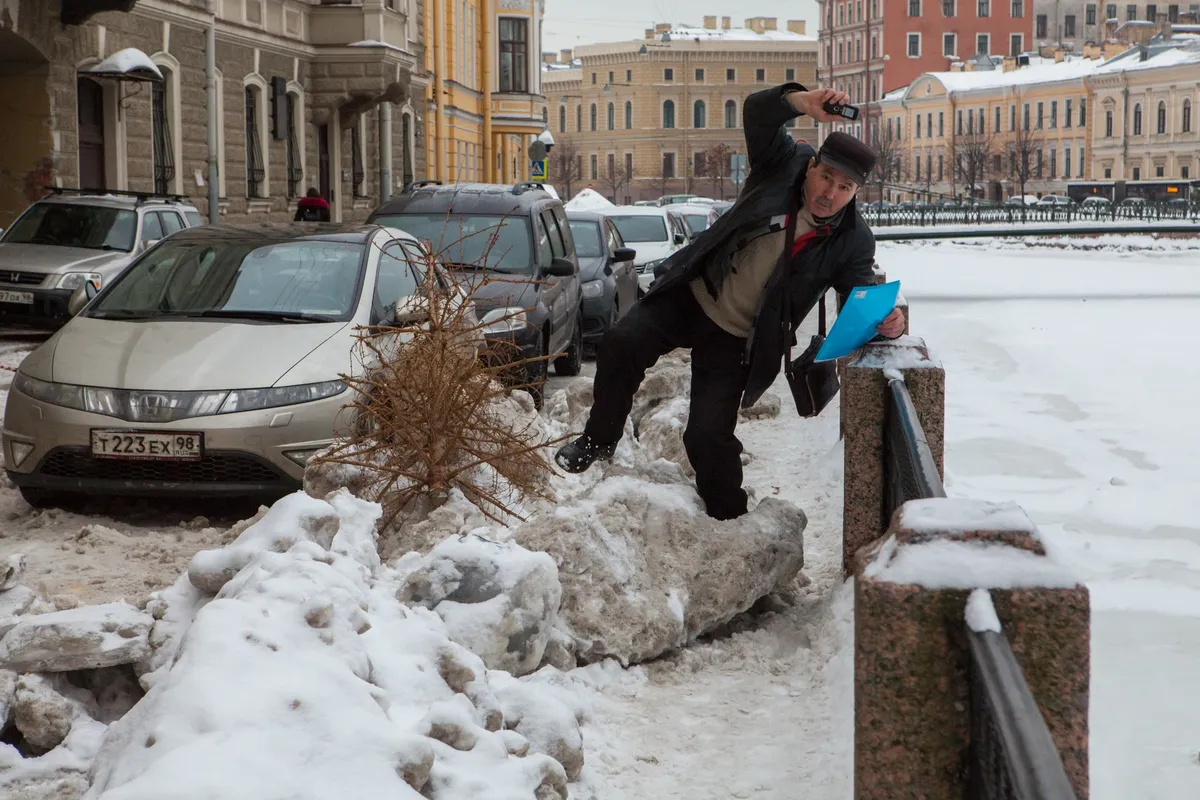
[928,56,1105,93]
[662,25,816,42]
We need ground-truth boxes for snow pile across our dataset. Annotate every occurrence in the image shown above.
[965,589,1001,634]
[563,189,615,212]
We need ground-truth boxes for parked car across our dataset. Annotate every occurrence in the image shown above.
[663,202,721,236]
[1036,194,1073,207]
[655,194,700,207]
[1005,194,1039,206]
[3,223,462,506]
[607,206,689,295]
[0,188,204,330]
[564,210,638,349]
[367,181,583,406]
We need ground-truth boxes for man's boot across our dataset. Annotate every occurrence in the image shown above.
[554,434,617,474]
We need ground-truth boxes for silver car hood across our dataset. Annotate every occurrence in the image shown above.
[0,243,132,276]
[45,316,351,391]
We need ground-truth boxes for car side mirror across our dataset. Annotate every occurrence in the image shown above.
[673,233,685,245]
[542,257,576,278]
[393,295,431,325]
[613,247,636,262]
[67,280,98,317]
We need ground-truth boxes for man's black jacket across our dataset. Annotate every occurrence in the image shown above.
[646,83,877,409]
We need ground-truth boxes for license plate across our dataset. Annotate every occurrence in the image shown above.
[90,430,204,461]
[0,290,33,305]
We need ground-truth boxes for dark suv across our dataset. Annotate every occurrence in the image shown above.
[367,181,583,406]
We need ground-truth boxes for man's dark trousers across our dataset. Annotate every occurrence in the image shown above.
[583,285,750,520]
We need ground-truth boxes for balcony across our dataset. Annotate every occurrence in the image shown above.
[310,0,411,51]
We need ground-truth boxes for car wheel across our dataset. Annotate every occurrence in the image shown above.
[18,486,67,510]
[554,315,583,377]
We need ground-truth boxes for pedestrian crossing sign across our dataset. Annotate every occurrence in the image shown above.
[531,159,547,180]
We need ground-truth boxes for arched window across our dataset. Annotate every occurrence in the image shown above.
[1133,103,1142,135]
[607,102,614,130]
[1157,100,1167,134]
[693,99,706,129]
[559,105,566,133]
[150,53,183,195]
[725,99,737,128]
[624,100,632,129]
[590,103,597,131]
[243,75,269,198]
[662,99,675,129]
[284,84,306,199]
[1184,99,1193,133]
[576,104,582,132]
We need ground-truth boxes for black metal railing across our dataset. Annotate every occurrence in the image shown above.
[863,202,1199,228]
[883,375,1078,800]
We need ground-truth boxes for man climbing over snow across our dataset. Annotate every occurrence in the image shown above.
[554,83,906,521]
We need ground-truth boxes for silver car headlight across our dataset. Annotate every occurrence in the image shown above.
[55,272,103,291]
[13,372,347,422]
[581,280,604,299]
[481,307,529,334]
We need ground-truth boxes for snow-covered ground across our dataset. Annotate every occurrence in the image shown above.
[2,233,1198,797]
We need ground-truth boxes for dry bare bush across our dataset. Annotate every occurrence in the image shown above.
[310,222,568,530]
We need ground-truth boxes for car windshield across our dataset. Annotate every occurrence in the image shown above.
[84,239,366,322]
[567,220,604,258]
[2,203,137,251]
[610,215,668,243]
[373,214,532,273]
[685,214,710,232]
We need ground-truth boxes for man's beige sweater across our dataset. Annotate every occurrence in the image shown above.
[690,207,818,338]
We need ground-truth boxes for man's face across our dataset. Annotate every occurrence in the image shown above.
[804,158,859,217]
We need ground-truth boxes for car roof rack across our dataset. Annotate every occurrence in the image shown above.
[512,181,547,195]
[42,186,191,205]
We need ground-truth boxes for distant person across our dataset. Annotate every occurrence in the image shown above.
[555,84,905,521]
[294,188,331,222]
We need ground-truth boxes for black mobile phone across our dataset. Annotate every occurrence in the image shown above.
[823,101,860,121]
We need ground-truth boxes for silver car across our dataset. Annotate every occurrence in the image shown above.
[0,189,203,329]
[3,223,462,507]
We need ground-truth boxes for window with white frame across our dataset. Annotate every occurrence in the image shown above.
[908,33,921,56]
[943,32,957,56]
[976,33,990,54]
[1010,33,1022,56]
[498,17,528,93]
[978,0,990,17]
[909,0,921,15]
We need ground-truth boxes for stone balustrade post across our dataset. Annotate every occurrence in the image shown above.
[840,337,944,576]
[853,498,1090,798]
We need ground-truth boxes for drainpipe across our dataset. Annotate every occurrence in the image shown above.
[481,0,494,182]
[432,0,444,182]
[379,102,392,203]
[205,0,219,222]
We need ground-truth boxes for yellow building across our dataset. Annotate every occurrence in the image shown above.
[541,17,818,203]
[424,0,548,185]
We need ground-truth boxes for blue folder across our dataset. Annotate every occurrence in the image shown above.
[814,280,901,362]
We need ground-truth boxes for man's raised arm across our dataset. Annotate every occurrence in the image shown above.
[743,85,853,173]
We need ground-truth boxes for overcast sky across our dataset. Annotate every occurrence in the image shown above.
[542,0,821,55]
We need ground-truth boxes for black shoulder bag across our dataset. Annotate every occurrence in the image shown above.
[782,216,840,419]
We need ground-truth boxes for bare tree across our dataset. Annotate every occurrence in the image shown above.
[699,143,732,199]
[868,122,906,203]
[549,137,583,200]
[600,154,634,203]
[952,127,995,201]
[1005,91,1044,202]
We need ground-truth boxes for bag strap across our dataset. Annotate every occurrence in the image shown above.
[818,291,827,337]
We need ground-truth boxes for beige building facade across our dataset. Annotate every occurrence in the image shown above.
[0,0,427,228]
[541,18,818,203]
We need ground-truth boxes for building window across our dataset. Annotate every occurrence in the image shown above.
[1157,101,1167,133]
[244,86,264,198]
[285,93,302,199]
[351,119,365,197]
[1183,165,1190,179]
[576,104,582,132]
[943,0,955,15]
[977,33,989,53]
[1106,3,1116,19]
[725,99,737,128]
[726,68,735,81]
[1146,4,1157,21]
[1126,4,1136,21]
[944,32,957,56]
[695,68,705,82]
[786,68,795,81]
[1065,147,1072,177]
[625,152,633,179]
[662,151,675,178]
[590,154,598,180]
[1183,99,1193,132]
[939,111,945,135]
[1104,166,1112,178]
[1050,148,1057,178]
[994,105,1001,132]
[498,17,528,93]
[664,68,674,81]
[608,71,614,85]
[1023,103,1030,130]
[1065,14,1076,36]
[1064,98,1073,128]
[590,103,597,131]
[915,154,922,179]
[693,100,706,129]
[1010,33,1022,56]
[558,105,566,133]
[1050,100,1057,128]
[1080,98,1086,125]
[663,100,675,129]
[909,0,921,15]
[1086,4,1097,24]
[625,100,633,129]
[1009,104,1016,130]
[1011,0,1023,16]
[1132,166,1141,179]
[151,78,175,196]
[591,73,596,85]
[606,102,614,130]
[957,109,964,134]
[917,115,922,138]
[938,154,944,180]
[908,33,921,56]
[1170,4,1181,22]
[978,0,990,16]
[1036,101,1044,128]
[1105,109,1114,136]
[755,68,765,81]
[1133,103,1142,135]
[1036,14,1048,36]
